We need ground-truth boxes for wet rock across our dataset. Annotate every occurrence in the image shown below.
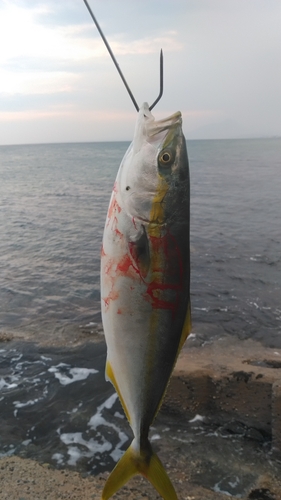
[223,420,246,435]
[1,336,281,499]
[272,381,281,457]
[248,488,276,500]
[245,428,267,442]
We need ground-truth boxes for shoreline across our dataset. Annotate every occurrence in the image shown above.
[1,333,281,499]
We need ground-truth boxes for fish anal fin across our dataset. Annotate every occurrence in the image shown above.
[105,360,131,423]
[102,440,178,500]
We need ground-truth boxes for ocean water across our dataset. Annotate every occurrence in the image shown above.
[0,341,130,472]
[0,138,280,347]
[1,138,281,482]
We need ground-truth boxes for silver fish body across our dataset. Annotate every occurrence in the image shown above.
[100,103,191,500]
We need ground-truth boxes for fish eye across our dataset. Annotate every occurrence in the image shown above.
[158,149,173,167]
[162,153,171,162]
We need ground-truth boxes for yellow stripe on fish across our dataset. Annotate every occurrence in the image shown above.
[148,174,169,227]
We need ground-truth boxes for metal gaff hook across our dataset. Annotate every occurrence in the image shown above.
[149,49,163,111]
[82,0,163,112]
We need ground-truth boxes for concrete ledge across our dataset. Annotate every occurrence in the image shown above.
[166,336,281,454]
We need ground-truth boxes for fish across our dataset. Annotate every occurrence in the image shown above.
[100,102,191,500]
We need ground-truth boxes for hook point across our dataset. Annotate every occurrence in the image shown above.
[149,49,164,111]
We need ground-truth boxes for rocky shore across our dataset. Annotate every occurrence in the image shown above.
[0,328,281,500]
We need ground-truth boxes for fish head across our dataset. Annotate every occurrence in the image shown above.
[118,102,189,225]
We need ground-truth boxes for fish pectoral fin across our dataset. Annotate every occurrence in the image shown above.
[129,225,150,277]
[102,440,178,500]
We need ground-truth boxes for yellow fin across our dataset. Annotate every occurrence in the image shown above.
[105,360,131,423]
[145,449,178,500]
[102,440,178,500]
[102,443,138,500]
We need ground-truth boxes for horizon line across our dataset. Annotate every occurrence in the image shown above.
[1,135,281,148]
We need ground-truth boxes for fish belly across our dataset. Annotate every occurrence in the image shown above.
[101,200,190,439]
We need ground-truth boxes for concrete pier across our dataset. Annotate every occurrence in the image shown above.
[167,336,281,456]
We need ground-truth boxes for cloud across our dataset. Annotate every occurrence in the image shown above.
[0,5,103,65]
[0,106,134,123]
[0,70,79,95]
[0,3,182,65]
[0,2,182,104]
[0,104,137,145]
[108,32,182,56]
[1,0,281,143]
[187,119,248,140]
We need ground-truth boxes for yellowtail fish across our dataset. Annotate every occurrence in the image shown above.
[100,102,191,500]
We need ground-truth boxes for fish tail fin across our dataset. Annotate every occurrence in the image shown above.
[102,439,178,500]
[144,446,178,500]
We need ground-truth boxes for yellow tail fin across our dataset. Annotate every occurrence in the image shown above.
[102,440,178,500]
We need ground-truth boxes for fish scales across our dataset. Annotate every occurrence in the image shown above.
[100,102,191,500]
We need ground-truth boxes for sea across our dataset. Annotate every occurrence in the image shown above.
[0,138,280,347]
[0,138,281,492]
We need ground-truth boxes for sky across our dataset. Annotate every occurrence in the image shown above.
[0,0,281,145]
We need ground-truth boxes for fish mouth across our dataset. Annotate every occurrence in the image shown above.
[147,110,182,139]
[132,103,182,152]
